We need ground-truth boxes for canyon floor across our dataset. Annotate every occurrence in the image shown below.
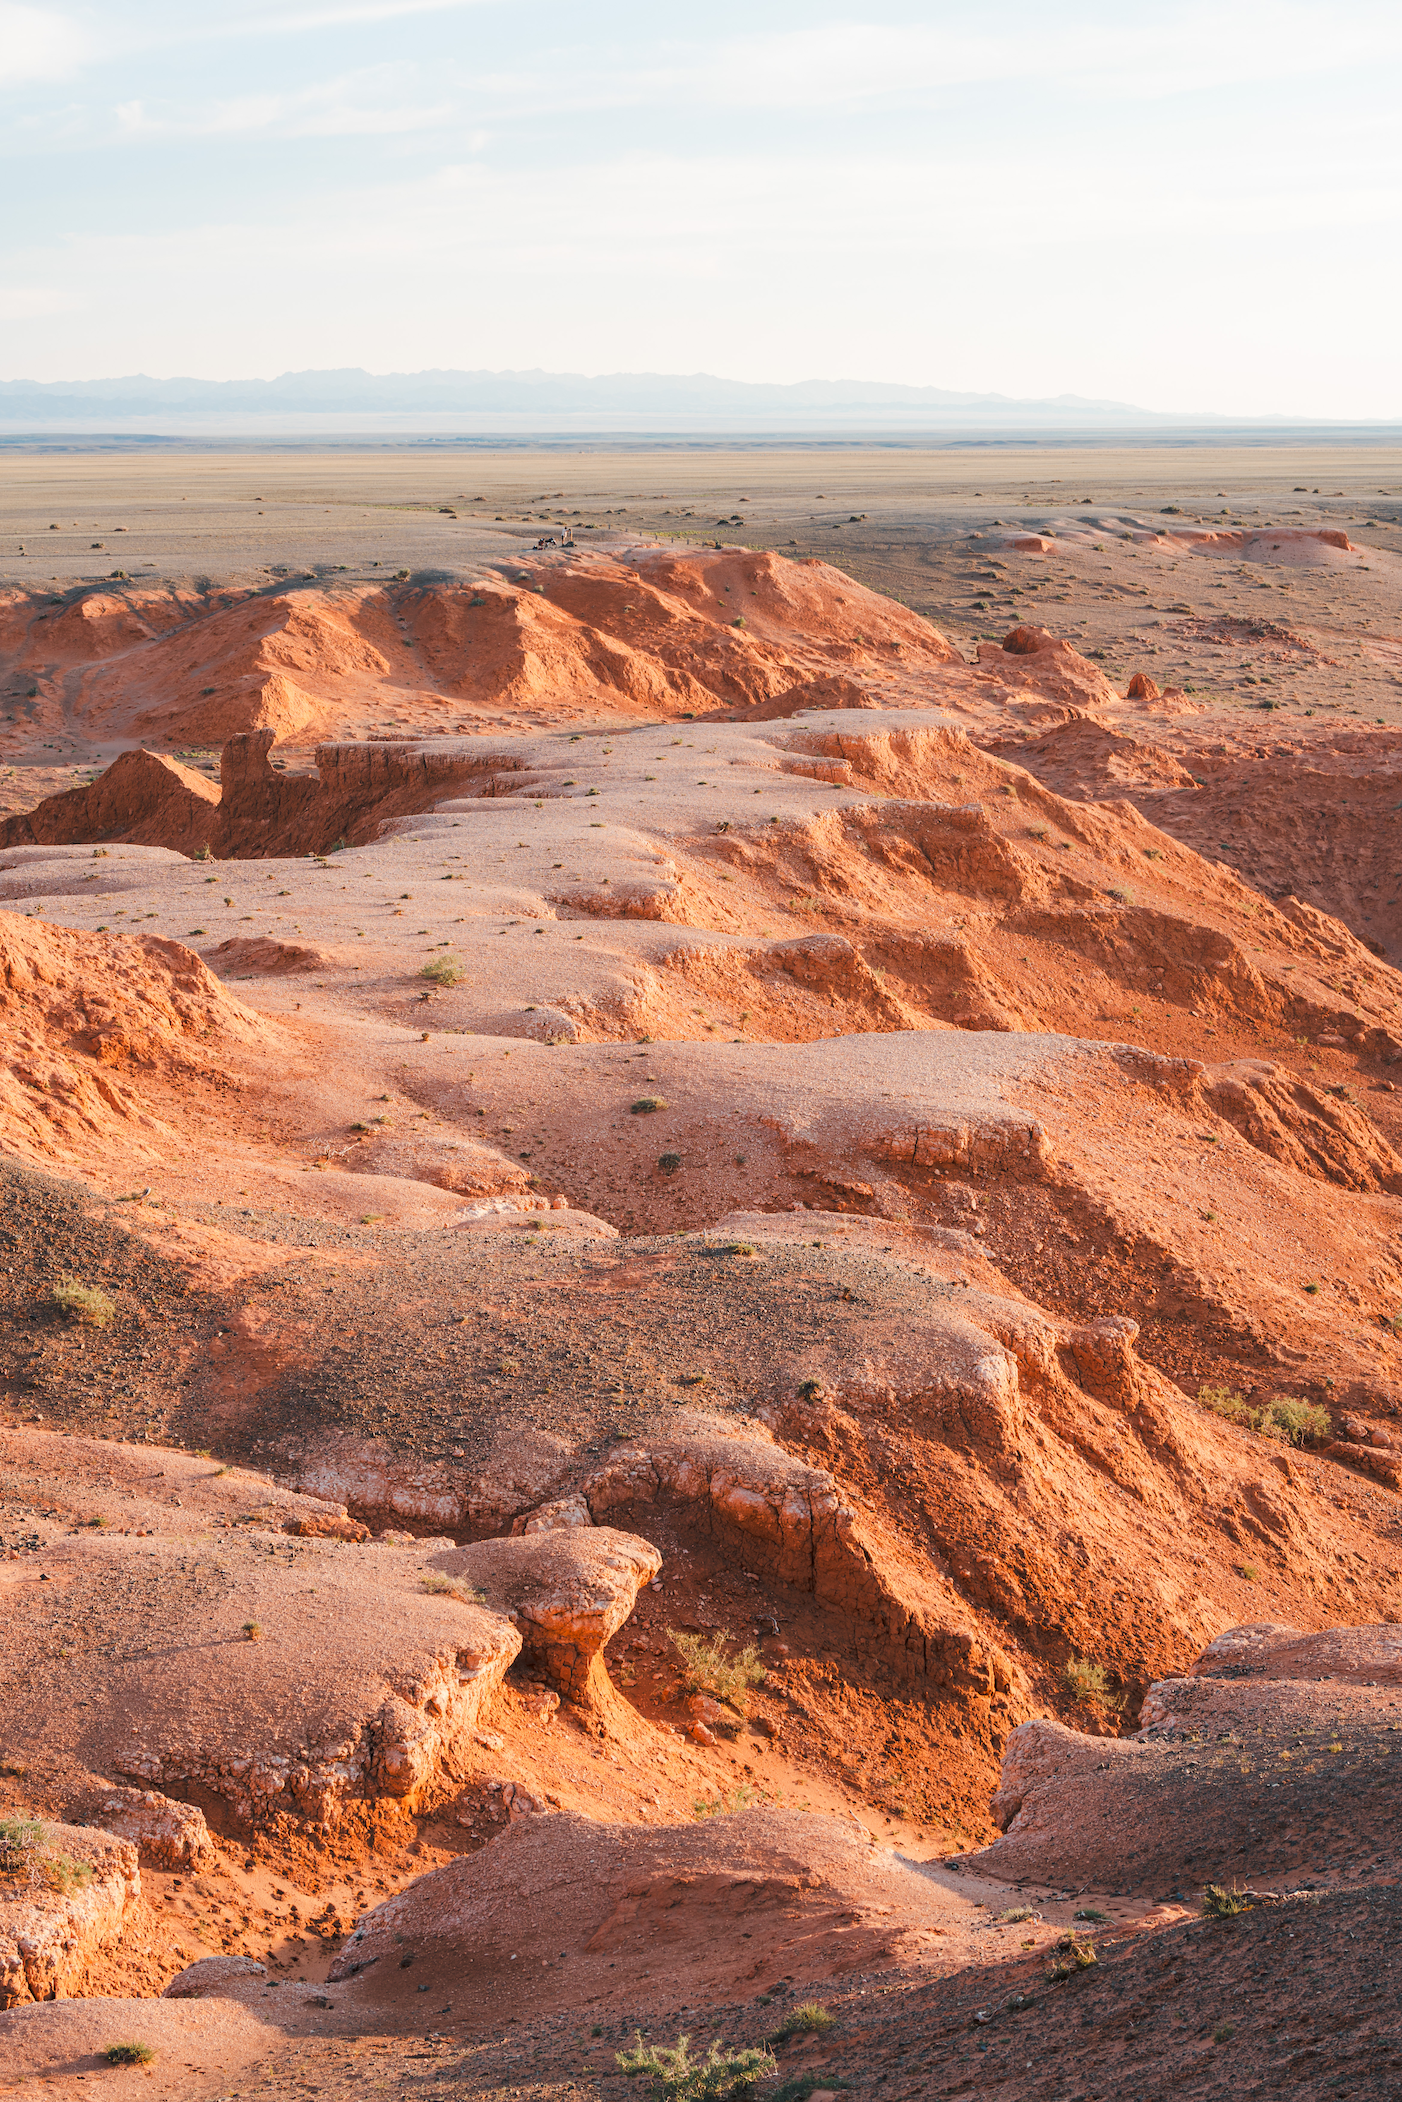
[2,443,1402,2100]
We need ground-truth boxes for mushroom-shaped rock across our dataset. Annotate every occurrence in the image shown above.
[431,1528,660,1717]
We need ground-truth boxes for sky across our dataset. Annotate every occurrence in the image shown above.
[1,0,1399,417]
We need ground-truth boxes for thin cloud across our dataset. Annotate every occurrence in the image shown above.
[114,67,453,140]
[0,2,90,84]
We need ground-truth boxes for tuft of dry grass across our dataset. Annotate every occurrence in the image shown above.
[50,1277,115,1327]
[1060,1654,1122,1713]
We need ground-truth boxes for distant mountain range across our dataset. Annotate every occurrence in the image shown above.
[2,370,1387,443]
[0,368,1151,420]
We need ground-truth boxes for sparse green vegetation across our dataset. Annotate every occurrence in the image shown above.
[242,1622,263,1641]
[1198,1383,1328,1446]
[616,2031,775,2098]
[42,1853,93,1894]
[49,1277,114,1327]
[419,957,464,986]
[0,1817,44,1878]
[1073,1907,1108,1923]
[1000,1905,1038,1924]
[1213,2022,1235,2042]
[767,2003,836,2043]
[1,1818,92,1894]
[632,1096,667,1114]
[658,1153,682,1175]
[1060,1655,1120,1712]
[670,1630,766,1711]
[692,1783,759,1820]
[1202,1883,1249,1919]
[103,2044,155,2067]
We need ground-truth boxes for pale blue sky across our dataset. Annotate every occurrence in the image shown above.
[2,1,1399,415]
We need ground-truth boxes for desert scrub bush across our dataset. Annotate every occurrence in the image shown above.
[1198,1383,1328,1446]
[669,1630,766,1711]
[1260,1395,1329,1446]
[631,1096,667,1114]
[1202,1884,1249,1919]
[1047,1932,1097,1980]
[1060,1655,1120,1712]
[768,2003,836,2042]
[1000,1905,1038,1924]
[0,1816,44,1878]
[1073,1907,1107,1923]
[104,2044,155,2066]
[616,2032,775,2099]
[49,1277,114,1327]
[419,957,464,986]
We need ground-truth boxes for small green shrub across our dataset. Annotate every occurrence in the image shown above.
[104,2043,155,2066]
[1073,1907,1107,1923]
[242,1622,263,1641]
[50,1278,115,1327]
[1000,1905,1038,1923]
[632,1096,667,1114]
[1213,2022,1235,2042]
[1202,1884,1249,1919]
[768,2002,836,2042]
[419,957,464,986]
[0,1817,44,1878]
[1260,1395,1329,1445]
[1198,1383,1327,1446]
[616,2031,775,2099]
[658,1153,682,1175]
[670,1630,766,1711]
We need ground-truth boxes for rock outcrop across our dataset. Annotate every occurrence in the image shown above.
[92,1790,216,1871]
[0,1822,139,2008]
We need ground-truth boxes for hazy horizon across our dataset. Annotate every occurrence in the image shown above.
[2,3,1399,421]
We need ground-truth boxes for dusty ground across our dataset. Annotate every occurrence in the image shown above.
[3,441,1402,2100]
